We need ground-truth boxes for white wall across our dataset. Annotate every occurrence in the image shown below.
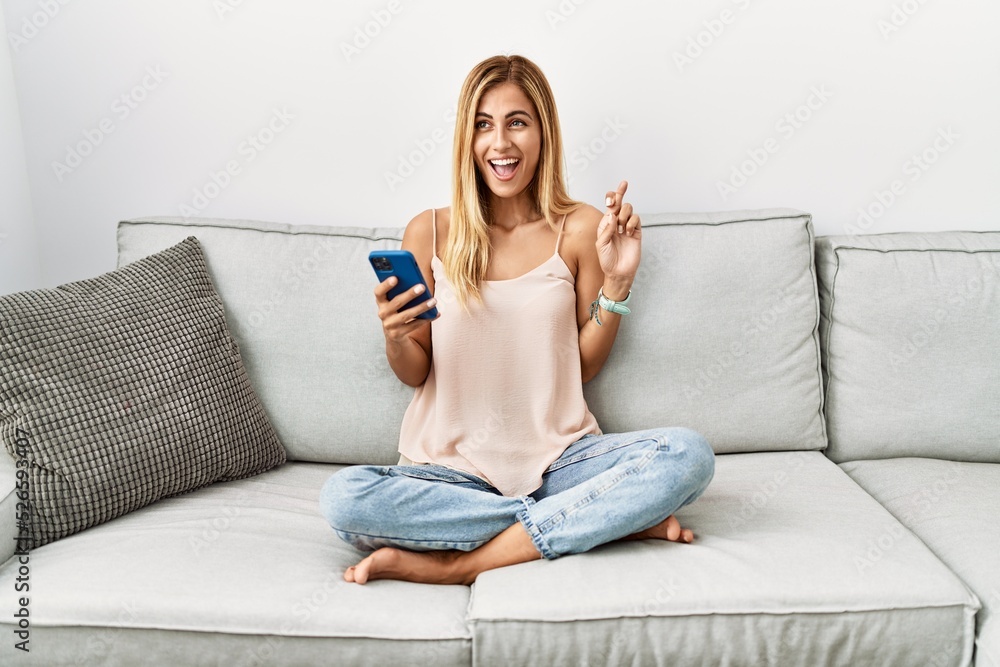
[3,0,998,288]
[0,1,39,293]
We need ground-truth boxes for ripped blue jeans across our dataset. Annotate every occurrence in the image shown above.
[319,427,715,560]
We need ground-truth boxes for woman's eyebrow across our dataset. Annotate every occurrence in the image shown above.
[475,110,533,120]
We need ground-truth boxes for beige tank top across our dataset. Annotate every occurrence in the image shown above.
[397,209,601,497]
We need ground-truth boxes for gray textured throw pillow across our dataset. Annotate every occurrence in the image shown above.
[0,237,286,548]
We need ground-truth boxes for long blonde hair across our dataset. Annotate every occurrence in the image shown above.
[445,54,581,308]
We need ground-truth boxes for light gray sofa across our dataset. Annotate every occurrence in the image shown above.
[0,208,996,666]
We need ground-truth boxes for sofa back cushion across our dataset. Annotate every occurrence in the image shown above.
[118,217,409,465]
[583,209,827,454]
[816,232,1000,463]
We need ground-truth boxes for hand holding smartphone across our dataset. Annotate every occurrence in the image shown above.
[369,250,439,320]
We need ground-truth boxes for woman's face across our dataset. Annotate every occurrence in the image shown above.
[472,82,542,202]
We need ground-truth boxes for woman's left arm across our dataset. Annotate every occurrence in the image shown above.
[575,180,642,383]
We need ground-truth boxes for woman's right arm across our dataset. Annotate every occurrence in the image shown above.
[375,210,438,388]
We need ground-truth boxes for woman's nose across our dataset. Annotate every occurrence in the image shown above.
[492,127,512,149]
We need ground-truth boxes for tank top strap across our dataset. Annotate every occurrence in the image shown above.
[554,214,567,255]
[431,208,438,260]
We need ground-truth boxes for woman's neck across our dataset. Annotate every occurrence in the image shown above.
[488,193,541,231]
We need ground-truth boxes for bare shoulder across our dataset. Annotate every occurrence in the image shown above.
[402,207,451,259]
[560,203,604,272]
[565,203,604,236]
[402,209,433,248]
[402,207,451,286]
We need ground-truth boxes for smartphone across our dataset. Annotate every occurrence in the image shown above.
[368,250,439,320]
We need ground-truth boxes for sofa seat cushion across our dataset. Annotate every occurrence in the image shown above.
[842,458,1000,667]
[468,452,980,667]
[0,463,471,667]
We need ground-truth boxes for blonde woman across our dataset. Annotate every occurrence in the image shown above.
[321,54,715,585]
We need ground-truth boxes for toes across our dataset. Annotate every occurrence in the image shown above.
[345,556,375,585]
[665,515,682,541]
[354,558,372,585]
[681,528,694,543]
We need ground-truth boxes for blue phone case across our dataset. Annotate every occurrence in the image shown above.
[368,250,439,320]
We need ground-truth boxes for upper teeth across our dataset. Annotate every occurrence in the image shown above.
[491,158,518,166]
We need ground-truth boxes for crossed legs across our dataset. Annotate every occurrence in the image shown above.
[342,514,695,585]
[322,428,715,585]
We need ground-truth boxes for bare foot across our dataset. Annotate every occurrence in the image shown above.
[620,515,694,544]
[344,547,473,586]
[343,523,542,586]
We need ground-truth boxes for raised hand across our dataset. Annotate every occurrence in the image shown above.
[595,180,642,286]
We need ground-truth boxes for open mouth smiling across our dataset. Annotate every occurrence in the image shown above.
[488,157,520,180]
